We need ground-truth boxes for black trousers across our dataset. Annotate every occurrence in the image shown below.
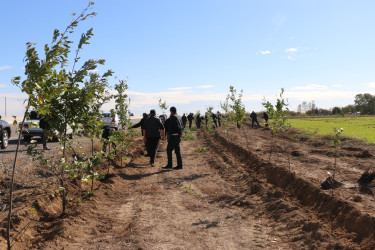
[252,119,260,127]
[188,120,192,129]
[146,137,159,164]
[167,135,182,167]
[42,133,48,148]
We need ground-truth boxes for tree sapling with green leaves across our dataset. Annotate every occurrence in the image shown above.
[262,88,291,166]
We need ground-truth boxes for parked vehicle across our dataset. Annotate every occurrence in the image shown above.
[102,112,119,129]
[18,118,73,142]
[0,115,11,149]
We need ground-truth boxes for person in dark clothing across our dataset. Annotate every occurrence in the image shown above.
[182,113,187,128]
[132,113,148,136]
[187,113,194,129]
[39,115,50,150]
[102,126,116,153]
[211,113,218,128]
[143,109,165,167]
[263,112,269,127]
[30,111,39,120]
[217,112,221,127]
[163,106,183,170]
[195,114,202,128]
[250,111,260,128]
[132,113,149,155]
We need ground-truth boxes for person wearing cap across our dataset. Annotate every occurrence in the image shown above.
[163,106,183,170]
[143,109,165,167]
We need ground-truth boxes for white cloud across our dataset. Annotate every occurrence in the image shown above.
[287,55,296,60]
[197,85,215,89]
[285,48,298,53]
[292,84,328,90]
[333,84,343,87]
[284,90,361,101]
[0,84,7,88]
[289,36,295,40]
[168,85,215,91]
[364,82,375,88]
[0,65,11,71]
[168,87,193,90]
[259,50,271,55]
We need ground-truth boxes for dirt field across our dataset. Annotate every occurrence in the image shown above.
[1,124,375,249]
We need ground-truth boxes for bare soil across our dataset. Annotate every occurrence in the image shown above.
[1,124,375,249]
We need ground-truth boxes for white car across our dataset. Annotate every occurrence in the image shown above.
[102,113,119,130]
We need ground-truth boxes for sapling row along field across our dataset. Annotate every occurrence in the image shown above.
[290,116,375,143]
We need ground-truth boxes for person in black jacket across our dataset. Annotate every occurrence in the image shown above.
[132,113,148,135]
[132,113,149,155]
[163,106,183,170]
[195,114,202,128]
[102,126,116,153]
[250,111,260,128]
[212,112,218,128]
[143,110,165,167]
[39,115,51,151]
[187,113,194,129]
[182,113,187,128]
[217,111,221,127]
[263,112,269,127]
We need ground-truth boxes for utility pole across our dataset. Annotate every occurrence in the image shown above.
[5,97,6,117]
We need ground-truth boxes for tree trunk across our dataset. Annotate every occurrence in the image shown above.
[61,136,67,216]
[7,98,30,250]
[268,133,274,164]
[241,126,250,152]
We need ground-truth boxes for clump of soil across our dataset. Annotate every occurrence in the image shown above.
[357,150,372,158]
[291,150,303,157]
[358,170,375,195]
[321,176,343,190]
[358,170,375,185]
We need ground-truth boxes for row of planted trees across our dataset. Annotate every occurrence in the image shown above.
[6,2,135,249]
[204,85,291,162]
[205,85,343,195]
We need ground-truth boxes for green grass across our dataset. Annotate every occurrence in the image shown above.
[290,117,375,143]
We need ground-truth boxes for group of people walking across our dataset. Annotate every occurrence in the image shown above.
[130,108,270,169]
[132,107,184,169]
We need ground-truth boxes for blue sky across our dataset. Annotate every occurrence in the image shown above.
[1,0,375,116]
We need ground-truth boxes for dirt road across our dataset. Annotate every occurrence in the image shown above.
[25,129,364,249]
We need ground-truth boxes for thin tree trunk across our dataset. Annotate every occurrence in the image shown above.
[268,133,274,164]
[241,126,250,152]
[7,98,30,250]
[91,163,95,193]
[283,138,291,173]
[61,136,67,216]
[107,143,111,176]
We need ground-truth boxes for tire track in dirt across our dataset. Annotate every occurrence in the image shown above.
[202,129,373,249]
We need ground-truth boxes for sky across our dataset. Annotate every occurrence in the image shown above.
[1,0,375,116]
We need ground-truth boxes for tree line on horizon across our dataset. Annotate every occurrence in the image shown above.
[293,93,375,116]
